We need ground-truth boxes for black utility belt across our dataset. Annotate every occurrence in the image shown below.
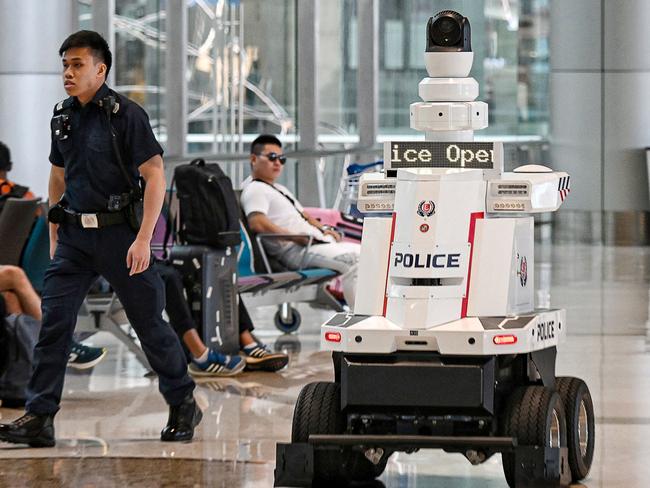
[58,209,126,229]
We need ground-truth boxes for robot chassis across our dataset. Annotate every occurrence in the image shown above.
[275,11,594,488]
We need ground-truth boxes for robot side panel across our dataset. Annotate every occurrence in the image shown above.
[466,218,534,316]
[509,218,534,313]
[354,216,393,316]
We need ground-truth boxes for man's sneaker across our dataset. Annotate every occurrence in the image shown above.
[188,349,246,377]
[242,342,289,372]
[0,412,55,448]
[67,342,107,370]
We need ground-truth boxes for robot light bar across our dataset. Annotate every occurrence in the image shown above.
[384,141,504,174]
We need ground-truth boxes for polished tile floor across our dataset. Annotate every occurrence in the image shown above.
[2,237,650,487]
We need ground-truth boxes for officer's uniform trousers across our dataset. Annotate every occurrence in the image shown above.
[26,222,195,415]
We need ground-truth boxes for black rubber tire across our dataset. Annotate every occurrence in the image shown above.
[501,386,568,488]
[274,307,301,333]
[555,377,595,482]
[291,382,388,484]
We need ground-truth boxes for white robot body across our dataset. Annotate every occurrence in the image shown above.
[385,170,485,329]
[321,4,571,358]
[323,146,569,354]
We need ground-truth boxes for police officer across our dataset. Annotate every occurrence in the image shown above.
[0,31,200,447]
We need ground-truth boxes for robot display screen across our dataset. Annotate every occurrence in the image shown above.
[387,141,496,169]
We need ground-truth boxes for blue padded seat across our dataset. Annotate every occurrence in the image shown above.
[296,268,338,285]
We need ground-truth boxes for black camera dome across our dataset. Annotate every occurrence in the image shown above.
[426,10,471,52]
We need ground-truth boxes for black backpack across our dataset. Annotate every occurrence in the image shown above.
[0,181,29,214]
[169,158,241,249]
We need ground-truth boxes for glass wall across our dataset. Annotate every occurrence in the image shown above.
[114,0,165,139]
[337,0,548,138]
[85,0,550,202]
[186,0,243,154]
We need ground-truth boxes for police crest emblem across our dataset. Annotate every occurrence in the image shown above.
[417,200,435,217]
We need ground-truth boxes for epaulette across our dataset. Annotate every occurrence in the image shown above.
[53,97,74,114]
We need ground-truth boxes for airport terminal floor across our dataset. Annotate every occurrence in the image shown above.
[1,230,649,487]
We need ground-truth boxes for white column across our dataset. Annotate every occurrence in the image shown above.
[0,0,75,198]
[551,0,650,214]
[165,0,188,158]
[550,0,602,213]
[296,0,320,206]
[602,0,650,212]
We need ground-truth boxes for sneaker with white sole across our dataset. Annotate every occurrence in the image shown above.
[242,342,289,372]
[67,342,107,370]
[188,348,246,377]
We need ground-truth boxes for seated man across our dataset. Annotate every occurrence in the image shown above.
[0,267,106,370]
[0,141,35,208]
[240,134,361,307]
[155,262,289,376]
[0,265,106,369]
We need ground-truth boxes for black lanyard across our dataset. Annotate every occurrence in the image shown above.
[253,178,310,223]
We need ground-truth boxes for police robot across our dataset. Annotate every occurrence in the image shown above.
[275,10,594,488]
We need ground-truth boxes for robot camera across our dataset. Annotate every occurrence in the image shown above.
[427,10,471,51]
[424,10,473,78]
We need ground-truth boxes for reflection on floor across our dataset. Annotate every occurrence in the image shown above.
[2,240,650,487]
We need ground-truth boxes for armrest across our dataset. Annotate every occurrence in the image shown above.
[255,233,315,273]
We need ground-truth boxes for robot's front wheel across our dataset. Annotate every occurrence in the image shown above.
[555,377,595,482]
[291,381,389,484]
[501,386,568,488]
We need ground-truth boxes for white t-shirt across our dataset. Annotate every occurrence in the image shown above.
[240,176,334,254]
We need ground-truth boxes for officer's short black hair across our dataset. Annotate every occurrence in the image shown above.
[59,30,112,79]
[0,141,11,172]
[250,134,282,154]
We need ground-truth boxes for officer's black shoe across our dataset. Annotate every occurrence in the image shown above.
[0,412,56,448]
[160,395,202,442]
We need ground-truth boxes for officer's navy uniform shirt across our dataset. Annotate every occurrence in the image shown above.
[49,83,163,213]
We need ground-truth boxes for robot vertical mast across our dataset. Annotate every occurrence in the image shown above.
[410,11,488,142]
[379,11,491,328]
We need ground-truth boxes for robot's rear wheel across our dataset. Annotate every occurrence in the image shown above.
[555,377,595,482]
[501,385,568,488]
[291,381,388,484]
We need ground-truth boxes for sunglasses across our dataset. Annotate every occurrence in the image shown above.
[257,152,287,164]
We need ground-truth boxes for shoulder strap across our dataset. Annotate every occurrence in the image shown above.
[252,178,310,223]
[163,176,176,258]
[253,178,299,207]
[100,92,142,200]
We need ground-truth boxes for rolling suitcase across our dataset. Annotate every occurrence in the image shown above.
[169,245,239,355]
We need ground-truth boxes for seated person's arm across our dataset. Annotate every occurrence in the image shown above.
[301,210,342,242]
[247,212,309,246]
